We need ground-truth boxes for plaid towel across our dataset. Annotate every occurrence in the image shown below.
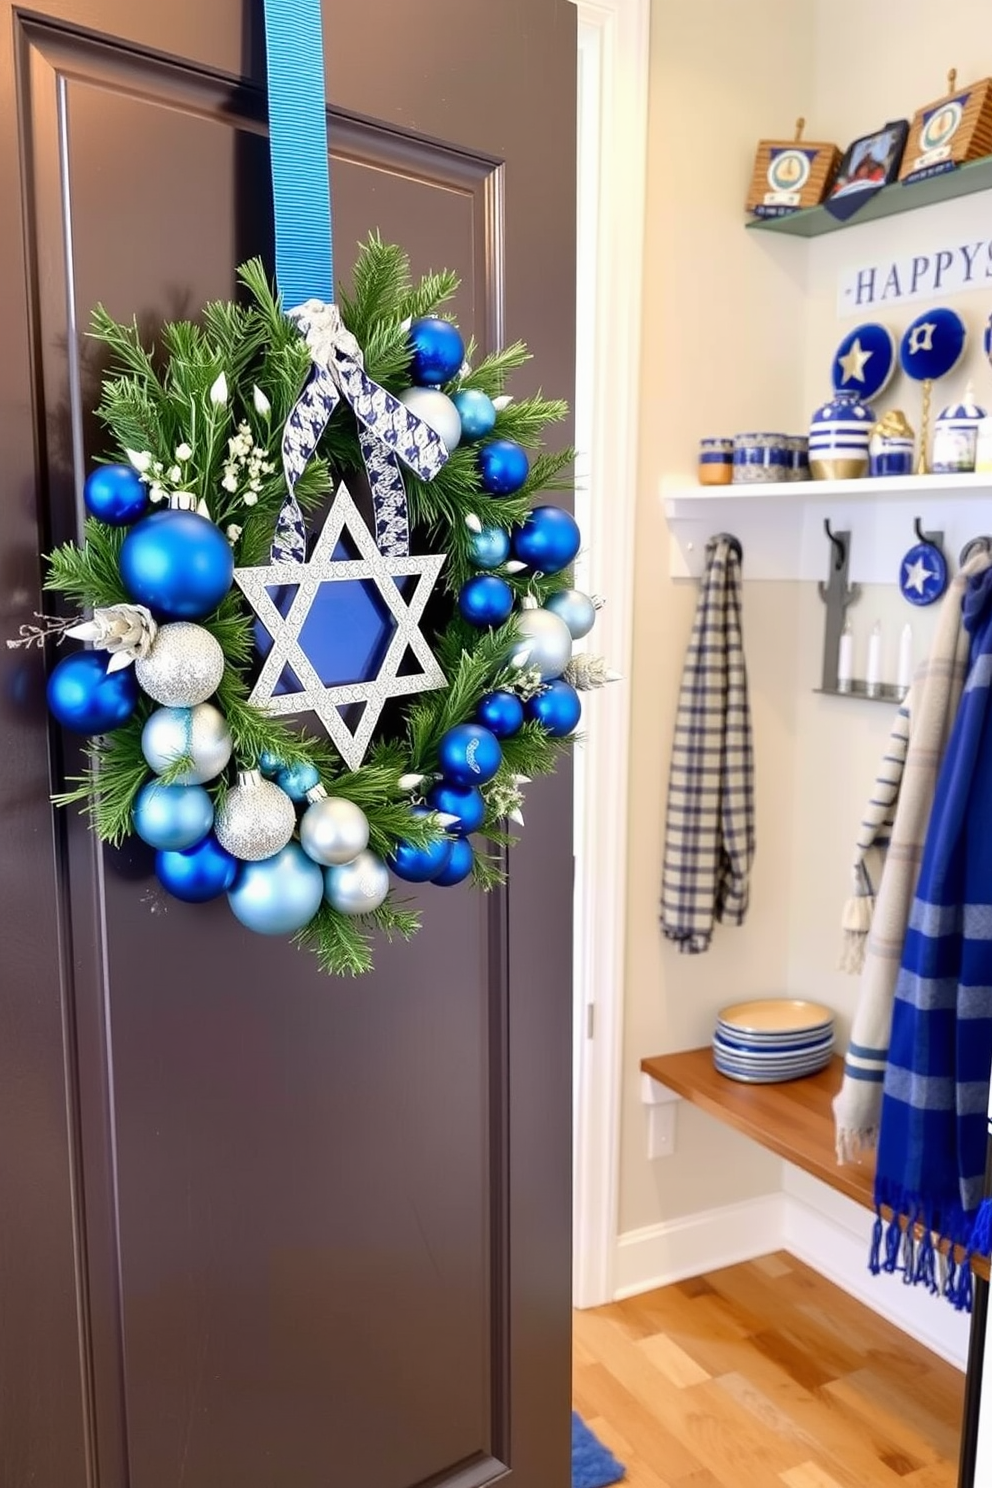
[834,554,989,1163]
[873,564,992,1307]
[660,536,754,954]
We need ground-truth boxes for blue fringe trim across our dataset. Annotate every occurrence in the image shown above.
[971,1198,992,1259]
[871,1179,976,1313]
[882,1214,902,1274]
[914,1228,938,1295]
[868,1212,883,1275]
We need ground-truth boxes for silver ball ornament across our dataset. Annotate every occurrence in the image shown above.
[508,605,573,681]
[544,588,598,641]
[135,622,225,706]
[323,849,390,915]
[214,769,296,861]
[398,387,462,452]
[141,702,233,784]
[300,788,370,866]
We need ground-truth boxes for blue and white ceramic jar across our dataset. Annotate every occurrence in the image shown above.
[932,385,987,474]
[809,391,875,480]
[785,435,810,482]
[868,410,915,478]
[698,437,734,486]
[732,432,790,484]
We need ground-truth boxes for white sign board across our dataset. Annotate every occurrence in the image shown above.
[838,237,992,318]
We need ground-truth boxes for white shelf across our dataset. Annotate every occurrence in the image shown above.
[662,472,992,581]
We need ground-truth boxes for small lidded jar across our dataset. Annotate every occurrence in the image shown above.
[698,437,734,486]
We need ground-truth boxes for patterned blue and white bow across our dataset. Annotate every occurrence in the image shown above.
[272,300,451,564]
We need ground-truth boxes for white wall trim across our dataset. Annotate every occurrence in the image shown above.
[570,0,651,1311]
[614,1194,786,1299]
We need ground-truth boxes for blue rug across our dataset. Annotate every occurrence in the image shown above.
[572,1411,626,1488]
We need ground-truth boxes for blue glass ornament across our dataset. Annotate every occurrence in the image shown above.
[227,842,324,936]
[47,650,138,734]
[477,438,530,496]
[526,680,582,737]
[427,781,486,837]
[133,780,214,851]
[477,690,524,739]
[453,388,497,442]
[156,834,238,902]
[84,464,149,526]
[276,760,321,802]
[389,808,454,883]
[120,508,234,619]
[511,506,581,574]
[469,526,511,569]
[432,837,474,887]
[459,574,514,627]
[831,323,896,401]
[899,541,948,606]
[409,316,465,386]
[438,723,502,787]
[258,749,284,777]
[545,588,597,639]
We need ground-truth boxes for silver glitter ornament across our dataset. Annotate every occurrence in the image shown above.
[507,599,573,681]
[397,387,462,452]
[135,622,225,706]
[141,702,233,784]
[323,849,390,915]
[299,786,370,866]
[544,588,600,641]
[214,769,296,861]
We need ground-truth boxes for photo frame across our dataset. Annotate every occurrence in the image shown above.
[830,119,909,199]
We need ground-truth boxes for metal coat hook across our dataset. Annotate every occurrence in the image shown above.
[824,518,846,571]
[714,531,743,562]
[914,516,944,557]
[961,536,992,567]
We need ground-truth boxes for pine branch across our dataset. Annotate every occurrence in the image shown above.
[45,521,128,608]
[52,713,150,845]
[460,341,531,397]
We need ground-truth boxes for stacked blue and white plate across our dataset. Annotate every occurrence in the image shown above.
[713,999,834,1084]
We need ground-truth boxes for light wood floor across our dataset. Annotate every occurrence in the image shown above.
[573,1251,965,1488]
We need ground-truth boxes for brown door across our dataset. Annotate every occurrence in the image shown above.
[0,6,576,1486]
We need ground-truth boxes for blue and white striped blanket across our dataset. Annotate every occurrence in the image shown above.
[874,566,992,1308]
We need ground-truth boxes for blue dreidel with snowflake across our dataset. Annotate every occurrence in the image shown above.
[899,307,967,474]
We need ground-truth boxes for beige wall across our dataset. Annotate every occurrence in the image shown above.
[622,0,992,1237]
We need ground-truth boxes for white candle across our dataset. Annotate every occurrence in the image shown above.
[837,621,853,693]
[897,623,913,695]
[866,621,882,696]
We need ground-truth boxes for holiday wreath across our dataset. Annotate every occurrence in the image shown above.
[14,239,613,974]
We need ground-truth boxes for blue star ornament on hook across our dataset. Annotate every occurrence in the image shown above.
[899,538,947,607]
[235,482,446,769]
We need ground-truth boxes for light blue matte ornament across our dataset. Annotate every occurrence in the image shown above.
[427,781,486,837]
[276,760,321,802]
[84,464,149,526]
[478,438,530,496]
[324,849,391,914]
[155,834,238,902]
[388,808,454,883]
[258,749,285,777]
[120,508,234,620]
[468,527,511,569]
[438,723,502,787]
[133,780,214,851]
[544,588,597,640]
[511,506,581,574]
[408,316,465,387]
[526,680,582,737]
[453,389,497,442]
[477,690,524,738]
[459,574,514,627]
[227,841,324,936]
[141,703,233,785]
[397,387,461,451]
[47,650,138,734]
[432,837,474,887]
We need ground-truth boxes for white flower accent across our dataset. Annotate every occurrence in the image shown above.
[67,604,157,670]
[464,513,483,534]
[242,491,258,507]
[221,472,238,493]
[125,449,153,473]
[167,465,181,483]
[226,523,243,543]
[175,442,192,462]
[209,371,229,405]
[148,483,167,503]
[252,385,271,417]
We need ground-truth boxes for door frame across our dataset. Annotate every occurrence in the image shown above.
[569,0,649,1310]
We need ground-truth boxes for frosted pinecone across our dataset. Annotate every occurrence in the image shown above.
[562,654,621,691]
[68,603,157,671]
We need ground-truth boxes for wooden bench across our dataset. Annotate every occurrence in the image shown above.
[640,1048,989,1281]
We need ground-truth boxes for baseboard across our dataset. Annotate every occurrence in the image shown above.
[611,1170,972,1370]
[781,1164,970,1371]
[613,1192,785,1299]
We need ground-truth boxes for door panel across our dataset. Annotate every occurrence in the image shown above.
[0,5,575,1487]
